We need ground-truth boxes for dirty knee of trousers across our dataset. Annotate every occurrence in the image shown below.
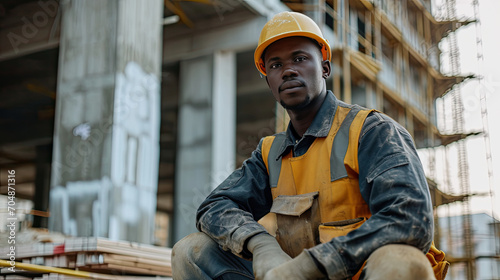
[171,232,215,277]
[172,232,213,265]
[363,244,434,280]
[171,232,254,280]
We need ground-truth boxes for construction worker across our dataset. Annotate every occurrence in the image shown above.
[172,11,448,280]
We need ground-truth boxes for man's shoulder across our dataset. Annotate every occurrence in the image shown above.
[362,111,410,137]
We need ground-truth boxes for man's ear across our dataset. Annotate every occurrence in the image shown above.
[322,60,331,79]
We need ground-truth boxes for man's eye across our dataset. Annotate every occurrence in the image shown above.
[295,56,306,62]
[270,63,281,69]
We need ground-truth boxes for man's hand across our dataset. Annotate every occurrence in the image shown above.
[247,233,292,279]
[262,251,326,280]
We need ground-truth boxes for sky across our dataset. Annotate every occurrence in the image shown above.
[419,0,500,219]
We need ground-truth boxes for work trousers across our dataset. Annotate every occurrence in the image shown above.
[171,232,434,280]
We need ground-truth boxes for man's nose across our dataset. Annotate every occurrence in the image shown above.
[282,64,298,79]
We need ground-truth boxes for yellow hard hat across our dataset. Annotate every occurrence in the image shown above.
[254,11,331,76]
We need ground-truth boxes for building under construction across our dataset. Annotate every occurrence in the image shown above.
[0,0,497,279]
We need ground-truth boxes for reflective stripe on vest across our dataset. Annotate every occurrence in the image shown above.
[268,133,286,188]
[330,105,362,181]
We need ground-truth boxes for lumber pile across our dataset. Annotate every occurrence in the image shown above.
[0,237,172,279]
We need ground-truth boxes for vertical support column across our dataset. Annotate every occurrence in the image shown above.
[376,85,384,112]
[332,0,341,98]
[212,51,236,186]
[342,0,352,103]
[427,71,435,141]
[405,109,414,137]
[333,0,339,39]
[173,51,237,242]
[398,45,406,99]
[365,10,372,57]
[174,55,213,242]
[50,0,163,244]
[333,72,342,100]
[373,8,383,111]
[373,8,382,61]
[416,10,424,42]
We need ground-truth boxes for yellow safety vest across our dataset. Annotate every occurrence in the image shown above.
[261,103,449,280]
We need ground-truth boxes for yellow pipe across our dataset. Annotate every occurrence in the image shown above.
[164,0,194,28]
[0,259,115,279]
[25,83,56,99]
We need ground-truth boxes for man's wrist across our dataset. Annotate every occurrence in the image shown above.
[246,232,272,253]
[232,223,268,259]
[307,250,328,276]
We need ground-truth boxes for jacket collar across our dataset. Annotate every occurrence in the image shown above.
[274,90,338,159]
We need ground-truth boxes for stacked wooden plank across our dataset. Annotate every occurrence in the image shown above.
[67,238,172,276]
[0,237,172,279]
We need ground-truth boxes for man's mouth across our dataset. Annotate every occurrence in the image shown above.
[279,80,304,92]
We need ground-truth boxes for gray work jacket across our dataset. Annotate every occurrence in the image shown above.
[196,91,433,279]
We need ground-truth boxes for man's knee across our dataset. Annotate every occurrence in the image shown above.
[364,244,434,280]
[172,232,215,263]
[172,232,218,278]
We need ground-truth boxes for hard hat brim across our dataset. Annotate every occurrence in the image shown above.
[254,32,331,76]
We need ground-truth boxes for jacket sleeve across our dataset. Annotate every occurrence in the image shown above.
[196,138,273,259]
[307,112,434,279]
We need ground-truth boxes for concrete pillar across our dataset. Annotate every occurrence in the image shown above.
[173,51,236,242]
[50,0,163,244]
[342,0,352,103]
[212,51,237,184]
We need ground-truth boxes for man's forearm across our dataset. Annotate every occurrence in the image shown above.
[196,141,273,258]
[197,205,268,258]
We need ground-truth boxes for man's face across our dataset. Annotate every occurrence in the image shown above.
[264,37,330,110]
